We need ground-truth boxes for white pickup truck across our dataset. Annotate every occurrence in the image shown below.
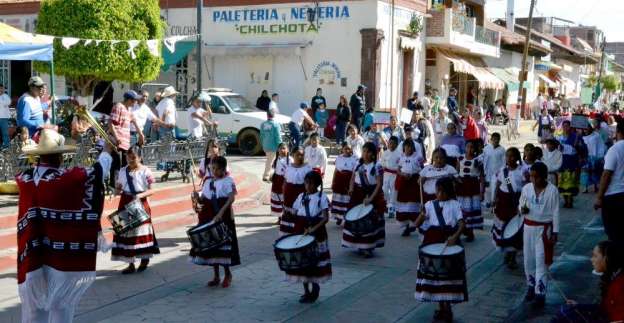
[174,88,290,155]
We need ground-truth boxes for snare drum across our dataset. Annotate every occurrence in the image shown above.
[418,243,466,280]
[274,234,319,271]
[108,199,150,234]
[500,215,523,249]
[344,204,378,236]
[187,221,231,253]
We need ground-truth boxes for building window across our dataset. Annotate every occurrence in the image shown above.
[0,60,9,90]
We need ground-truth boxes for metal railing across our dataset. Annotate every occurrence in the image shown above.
[475,25,500,47]
[451,12,474,36]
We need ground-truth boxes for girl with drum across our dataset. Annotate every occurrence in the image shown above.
[284,171,332,303]
[111,146,160,274]
[342,142,386,258]
[270,143,291,221]
[395,139,424,237]
[456,141,485,242]
[280,147,313,236]
[330,142,358,225]
[491,147,524,269]
[414,177,467,322]
[190,156,240,288]
[419,148,458,205]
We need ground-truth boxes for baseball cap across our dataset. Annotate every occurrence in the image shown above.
[123,90,142,101]
[28,76,45,87]
[357,84,367,90]
[300,102,308,109]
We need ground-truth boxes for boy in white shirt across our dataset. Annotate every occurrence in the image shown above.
[542,139,562,185]
[381,136,401,218]
[304,133,328,176]
[482,132,505,207]
[519,162,560,307]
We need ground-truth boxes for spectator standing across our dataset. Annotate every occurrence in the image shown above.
[130,91,158,146]
[256,90,271,112]
[0,84,11,148]
[17,76,47,138]
[288,102,316,149]
[595,121,624,243]
[349,85,366,131]
[422,90,433,118]
[431,89,441,118]
[434,107,451,146]
[260,107,282,182]
[315,103,329,138]
[335,95,351,144]
[108,90,145,186]
[155,86,178,140]
[269,93,280,114]
[362,106,375,131]
[188,95,214,139]
[447,88,459,115]
[532,93,546,120]
[407,91,420,111]
[310,88,327,121]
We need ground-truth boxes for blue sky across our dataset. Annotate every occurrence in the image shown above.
[486,0,624,42]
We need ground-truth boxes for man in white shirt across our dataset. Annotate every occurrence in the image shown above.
[595,121,624,243]
[130,91,158,146]
[154,86,177,140]
[482,133,506,207]
[288,102,316,148]
[269,93,279,114]
[519,162,560,307]
[0,84,11,148]
[532,93,545,120]
[187,95,214,139]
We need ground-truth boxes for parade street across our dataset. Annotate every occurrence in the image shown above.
[0,123,607,323]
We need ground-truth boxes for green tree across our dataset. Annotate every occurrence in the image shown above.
[601,74,621,92]
[35,0,165,97]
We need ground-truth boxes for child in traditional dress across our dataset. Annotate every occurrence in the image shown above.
[482,133,505,208]
[420,148,458,205]
[414,177,467,322]
[343,142,386,258]
[396,139,424,237]
[280,147,313,235]
[190,156,240,288]
[520,162,560,307]
[381,136,401,218]
[304,133,328,176]
[522,144,538,184]
[542,139,562,186]
[270,143,291,219]
[112,146,160,274]
[456,140,484,241]
[346,124,365,159]
[331,142,358,225]
[198,139,224,183]
[492,147,524,269]
[287,171,331,303]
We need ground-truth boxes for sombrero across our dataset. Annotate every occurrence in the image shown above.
[22,129,77,155]
[161,86,179,98]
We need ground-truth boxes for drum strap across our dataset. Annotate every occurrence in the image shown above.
[433,201,448,230]
[504,168,514,194]
[209,181,220,214]
[125,168,138,196]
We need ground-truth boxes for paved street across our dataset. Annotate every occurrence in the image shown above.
[0,122,608,322]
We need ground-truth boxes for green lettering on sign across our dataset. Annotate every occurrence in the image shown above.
[236,23,322,35]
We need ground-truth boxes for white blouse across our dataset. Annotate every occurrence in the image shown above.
[304,145,328,172]
[542,150,562,173]
[274,156,292,176]
[420,165,458,194]
[519,183,560,233]
[423,200,463,228]
[354,161,383,186]
[284,164,313,185]
[293,192,330,218]
[199,157,230,180]
[117,166,154,194]
[398,153,423,175]
[496,166,524,193]
[381,148,401,171]
[335,155,358,172]
[346,135,365,159]
[482,144,506,179]
[458,155,482,177]
[201,176,237,199]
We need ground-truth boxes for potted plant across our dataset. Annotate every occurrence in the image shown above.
[407,14,423,37]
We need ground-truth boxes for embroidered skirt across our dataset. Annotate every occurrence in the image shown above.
[111,194,160,263]
[270,174,286,217]
[395,174,421,225]
[189,198,241,266]
[279,182,305,235]
[457,176,483,230]
[330,170,353,221]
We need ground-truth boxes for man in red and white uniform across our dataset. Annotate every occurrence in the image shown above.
[16,129,111,323]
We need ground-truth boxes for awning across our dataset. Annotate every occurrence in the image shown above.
[535,60,563,72]
[537,74,558,88]
[0,22,54,61]
[436,49,505,90]
[204,41,312,57]
[400,36,420,50]
[162,40,196,70]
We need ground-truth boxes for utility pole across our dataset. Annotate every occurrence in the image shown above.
[517,0,536,119]
[594,35,607,103]
[196,0,203,93]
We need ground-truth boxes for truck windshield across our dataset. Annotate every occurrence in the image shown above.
[222,95,257,113]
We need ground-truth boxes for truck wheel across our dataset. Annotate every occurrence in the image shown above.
[237,129,262,156]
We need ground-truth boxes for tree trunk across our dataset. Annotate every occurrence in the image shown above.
[70,76,98,108]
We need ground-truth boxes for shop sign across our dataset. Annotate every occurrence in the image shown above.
[212,5,351,35]
[167,24,199,37]
[312,61,342,85]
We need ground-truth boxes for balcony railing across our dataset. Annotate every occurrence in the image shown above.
[475,25,500,47]
[452,12,475,36]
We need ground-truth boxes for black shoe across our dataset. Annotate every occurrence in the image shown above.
[533,294,546,307]
[137,259,149,272]
[309,284,320,302]
[299,293,311,303]
[524,288,536,302]
[336,219,342,226]
[464,234,475,243]
[507,257,518,270]
[121,264,136,274]
[363,250,374,258]
[401,227,411,237]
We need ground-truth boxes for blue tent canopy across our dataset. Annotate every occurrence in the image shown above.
[0,22,54,61]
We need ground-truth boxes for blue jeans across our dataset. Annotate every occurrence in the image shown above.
[0,119,8,148]
[288,122,301,148]
[158,127,174,141]
[335,122,347,144]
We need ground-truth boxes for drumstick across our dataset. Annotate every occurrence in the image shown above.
[419,177,424,212]
[547,272,590,323]
[295,233,308,245]
[439,243,448,256]
[188,149,198,192]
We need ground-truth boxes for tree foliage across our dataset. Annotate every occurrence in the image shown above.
[601,74,621,92]
[34,0,165,96]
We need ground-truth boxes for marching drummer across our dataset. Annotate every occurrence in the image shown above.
[414,177,467,322]
[270,143,291,222]
[455,140,485,242]
[419,148,458,205]
[330,142,358,225]
[111,146,160,274]
[280,147,313,235]
[491,147,524,269]
[284,171,331,303]
[342,142,386,258]
[395,139,424,237]
[190,156,240,288]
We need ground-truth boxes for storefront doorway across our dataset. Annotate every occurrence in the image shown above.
[402,49,414,107]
